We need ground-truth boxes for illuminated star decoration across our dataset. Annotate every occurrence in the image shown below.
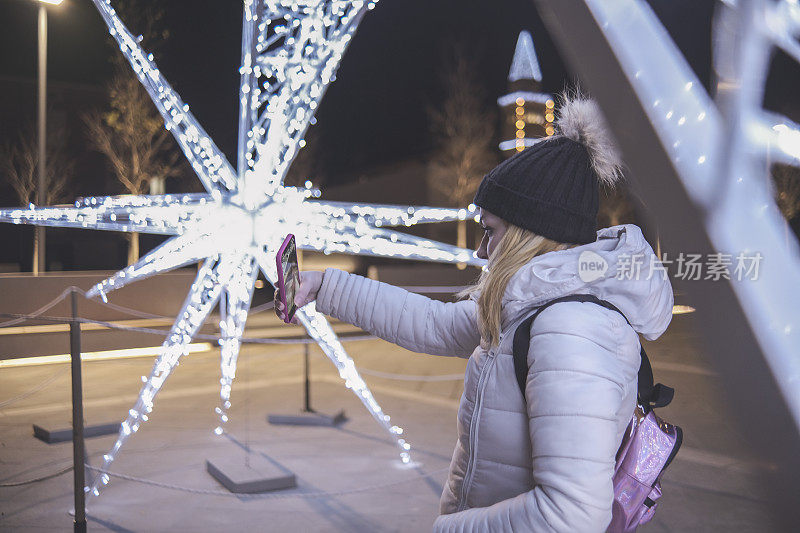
[0,0,484,497]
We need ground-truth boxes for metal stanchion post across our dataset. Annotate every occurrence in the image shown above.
[70,289,87,533]
[268,337,345,427]
[303,342,311,413]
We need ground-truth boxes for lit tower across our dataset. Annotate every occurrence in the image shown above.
[497,31,555,154]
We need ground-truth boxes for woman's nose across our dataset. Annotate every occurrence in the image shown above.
[476,236,488,260]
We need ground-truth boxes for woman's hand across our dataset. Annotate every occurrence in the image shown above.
[275,270,324,324]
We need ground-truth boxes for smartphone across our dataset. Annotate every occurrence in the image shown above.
[276,234,300,324]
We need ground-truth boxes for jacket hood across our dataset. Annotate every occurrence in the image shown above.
[499,224,674,340]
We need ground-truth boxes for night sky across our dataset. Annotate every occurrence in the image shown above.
[0,0,739,192]
[2,0,798,270]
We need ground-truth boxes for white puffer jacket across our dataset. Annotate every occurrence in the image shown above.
[315,224,674,532]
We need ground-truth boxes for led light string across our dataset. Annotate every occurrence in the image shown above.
[1,0,487,498]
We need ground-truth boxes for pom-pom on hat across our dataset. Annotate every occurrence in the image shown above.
[473,94,623,244]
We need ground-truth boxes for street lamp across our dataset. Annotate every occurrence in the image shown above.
[32,2,85,529]
[32,0,64,276]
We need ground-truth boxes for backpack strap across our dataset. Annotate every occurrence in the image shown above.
[511,294,674,411]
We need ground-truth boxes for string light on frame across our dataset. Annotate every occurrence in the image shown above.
[0,0,486,498]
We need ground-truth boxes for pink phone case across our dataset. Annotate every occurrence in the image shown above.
[276,234,298,323]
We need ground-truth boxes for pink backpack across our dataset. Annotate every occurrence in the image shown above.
[512,294,682,532]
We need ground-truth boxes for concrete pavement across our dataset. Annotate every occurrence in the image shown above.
[0,312,781,531]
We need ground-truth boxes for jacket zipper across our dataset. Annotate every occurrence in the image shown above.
[456,334,503,512]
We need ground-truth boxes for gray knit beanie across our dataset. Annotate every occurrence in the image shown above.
[473,96,623,244]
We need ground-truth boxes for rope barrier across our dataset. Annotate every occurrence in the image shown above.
[0,367,68,408]
[0,308,467,381]
[88,290,276,320]
[0,285,462,497]
[84,295,165,319]
[84,464,448,499]
[0,286,265,327]
[0,282,466,329]
[0,444,449,494]
[0,285,470,383]
[0,311,378,345]
[0,464,74,487]
[0,314,467,386]
[0,452,104,487]
[0,449,449,494]
[357,368,464,382]
[0,287,76,328]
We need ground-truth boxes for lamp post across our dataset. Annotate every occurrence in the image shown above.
[33,0,63,276]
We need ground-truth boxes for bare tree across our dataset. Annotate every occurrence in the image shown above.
[771,163,800,247]
[428,42,497,264]
[83,1,182,265]
[597,185,635,228]
[772,163,800,221]
[0,122,73,206]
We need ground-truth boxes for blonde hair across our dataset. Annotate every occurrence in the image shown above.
[461,225,577,348]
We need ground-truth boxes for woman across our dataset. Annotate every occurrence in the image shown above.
[277,95,674,532]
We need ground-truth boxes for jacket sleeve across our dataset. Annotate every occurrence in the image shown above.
[433,302,639,532]
[314,268,481,358]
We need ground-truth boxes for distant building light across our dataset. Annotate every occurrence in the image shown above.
[498,92,553,107]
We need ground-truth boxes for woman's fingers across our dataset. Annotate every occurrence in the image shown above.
[274,271,324,324]
[294,273,313,307]
[274,288,287,321]
[294,271,324,308]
